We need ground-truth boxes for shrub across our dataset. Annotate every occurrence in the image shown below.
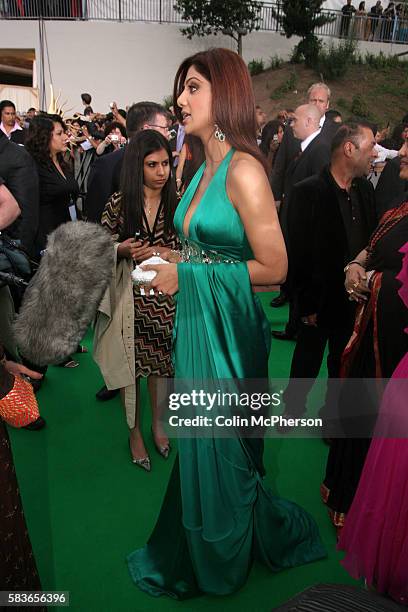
[162,95,173,110]
[364,51,401,70]
[291,37,322,67]
[270,70,298,100]
[336,97,348,109]
[248,58,265,76]
[350,94,371,118]
[317,39,357,80]
[269,54,284,70]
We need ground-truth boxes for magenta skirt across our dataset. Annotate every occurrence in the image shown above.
[337,354,408,606]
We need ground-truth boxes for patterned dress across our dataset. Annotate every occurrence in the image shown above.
[102,193,177,378]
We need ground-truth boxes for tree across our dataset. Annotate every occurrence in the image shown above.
[174,0,261,56]
[273,0,336,67]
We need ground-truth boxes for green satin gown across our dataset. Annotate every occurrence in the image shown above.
[127,148,326,599]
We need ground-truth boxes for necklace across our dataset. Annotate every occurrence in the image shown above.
[145,199,161,216]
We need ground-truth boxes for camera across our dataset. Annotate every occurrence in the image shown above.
[110,134,119,142]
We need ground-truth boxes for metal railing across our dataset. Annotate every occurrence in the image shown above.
[1,1,408,44]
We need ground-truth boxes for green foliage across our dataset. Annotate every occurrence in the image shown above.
[317,39,357,80]
[248,58,265,75]
[336,97,348,109]
[270,70,298,100]
[363,51,405,70]
[174,0,261,54]
[162,95,173,111]
[350,94,371,118]
[273,0,335,67]
[269,54,284,70]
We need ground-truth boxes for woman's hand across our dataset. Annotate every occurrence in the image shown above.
[132,243,171,264]
[142,263,178,296]
[345,264,370,302]
[161,249,182,264]
[117,238,138,260]
[5,361,43,380]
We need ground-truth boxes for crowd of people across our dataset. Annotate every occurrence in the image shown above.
[0,47,408,608]
[340,0,408,42]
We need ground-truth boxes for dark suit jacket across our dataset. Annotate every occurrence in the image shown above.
[288,167,377,327]
[375,157,408,220]
[270,126,300,201]
[84,147,125,222]
[10,128,27,145]
[0,133,39,254]
[280,133,331,244]
[271,117,339,201]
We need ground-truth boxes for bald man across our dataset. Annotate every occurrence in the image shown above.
[272,104,332,340]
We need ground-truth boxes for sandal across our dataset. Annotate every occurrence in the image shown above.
[76,345,88,354]
[59,358,79,368]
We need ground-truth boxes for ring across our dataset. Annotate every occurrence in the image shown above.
[353,282,359,288]
[347,288,354,294]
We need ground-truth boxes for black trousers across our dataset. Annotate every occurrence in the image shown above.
[283,321,353,418]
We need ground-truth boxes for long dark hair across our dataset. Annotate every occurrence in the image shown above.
[25,114,68,168]
[119,130,177,241]
[173,48,268,174]
[259,120,284,157]
[182,134,205,189]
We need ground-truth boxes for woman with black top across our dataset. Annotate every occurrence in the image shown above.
[99,130,178,470]
[25,114,84,368]
[25,114,79,257]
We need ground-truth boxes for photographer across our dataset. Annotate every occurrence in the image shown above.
[95,121,127,156]
[0,185,45,593]
[0,179,20,228]
[0,130,39,257]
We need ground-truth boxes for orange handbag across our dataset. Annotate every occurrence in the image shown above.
[0,375,40,428]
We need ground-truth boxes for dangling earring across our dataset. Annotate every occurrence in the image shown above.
[214,124,226,142]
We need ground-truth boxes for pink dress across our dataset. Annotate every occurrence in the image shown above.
[338,241,408,606]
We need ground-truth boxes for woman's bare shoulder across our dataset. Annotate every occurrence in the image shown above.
[228,151,266,191]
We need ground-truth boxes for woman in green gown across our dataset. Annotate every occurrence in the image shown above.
[127,48,326,599]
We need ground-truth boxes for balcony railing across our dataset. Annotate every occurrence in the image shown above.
[1,1,408,44]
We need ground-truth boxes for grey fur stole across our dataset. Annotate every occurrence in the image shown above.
[14,221,114,365]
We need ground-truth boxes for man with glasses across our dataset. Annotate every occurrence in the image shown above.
[85,101,171,401]
[85,101,170,224]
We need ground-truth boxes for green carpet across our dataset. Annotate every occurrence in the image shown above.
[9,293,357,611]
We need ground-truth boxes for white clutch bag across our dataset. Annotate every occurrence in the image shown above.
[131,255,168,295]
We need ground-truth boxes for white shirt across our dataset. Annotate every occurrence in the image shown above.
[301,128,321,152]
[373,143,399,164]
[0,121,22,139]
[319,115,326,128]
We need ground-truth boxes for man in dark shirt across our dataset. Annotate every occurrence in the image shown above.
[283,122,378,419]
[0,131,39,256]
[85,101,170,223]
[341,0,357,36]
[0,100,26,145]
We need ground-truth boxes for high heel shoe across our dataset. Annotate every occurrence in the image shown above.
[128,439,151,472]
[151,427,171,459]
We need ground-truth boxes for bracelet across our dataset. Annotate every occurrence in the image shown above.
[344,260,365,273]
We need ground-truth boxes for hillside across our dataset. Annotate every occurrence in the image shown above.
[252,61,408,129]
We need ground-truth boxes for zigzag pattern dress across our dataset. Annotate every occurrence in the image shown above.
[102,193,178,378]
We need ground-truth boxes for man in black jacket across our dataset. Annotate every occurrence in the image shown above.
[282,122,378,419]
[85,101,170,223]
[272,104,332,338]
[0,100,26,145]
[271,82,338,205]
[375,156,408,220]
[0,131,39,255]
[271,83,339,309]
